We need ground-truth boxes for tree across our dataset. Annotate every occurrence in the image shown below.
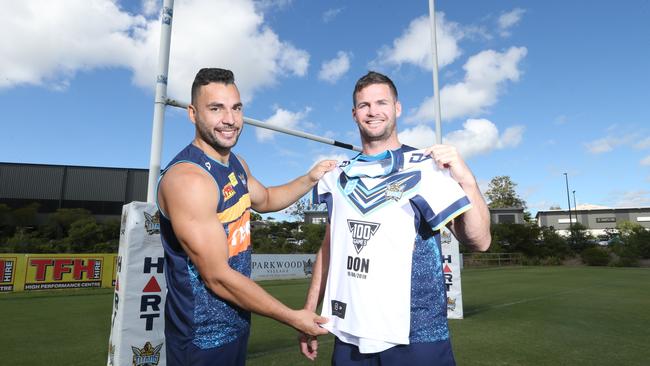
[490,223,540,257]
[250,211,262,221]
[485,176,527,209]
[42,208,93,240]
[297,224,327,253]
[609,221,650,266]
[569,223,595,253]
[286,198,310,221]
[538,226,570,259]
[11,203,40,228]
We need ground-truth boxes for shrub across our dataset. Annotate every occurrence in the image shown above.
[581,247,610,266]
[613,256,639,267]
[540,256,563,266]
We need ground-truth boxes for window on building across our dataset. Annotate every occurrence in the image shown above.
[311,217,327,224]
[596,217,616,223]
[558,218,577,224]
[497,214,515,224]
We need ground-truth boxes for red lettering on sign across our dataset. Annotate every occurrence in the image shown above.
[53,259,74,280]
[30,259,54,281]
[73,259,96,280]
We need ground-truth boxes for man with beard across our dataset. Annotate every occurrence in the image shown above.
[157,68,334,365]
[298,71,491,365]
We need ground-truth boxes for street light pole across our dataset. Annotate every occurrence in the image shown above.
[572,190,577,221]
[564,173,573,244]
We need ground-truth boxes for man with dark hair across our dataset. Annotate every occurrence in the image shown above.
[299,71,491,365]
[157,67,333,365]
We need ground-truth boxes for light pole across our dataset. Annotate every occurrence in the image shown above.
[563,173,573,245]
[572,190,577,221]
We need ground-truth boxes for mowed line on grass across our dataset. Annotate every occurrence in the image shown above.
[0,266,648,365]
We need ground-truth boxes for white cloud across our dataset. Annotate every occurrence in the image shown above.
[255,0,294,11]
[398,119,524,158]
[584,134,636,154]
[554,115,568,125]
[408,47,527,123]
[322,7,344,23]
[0,1,144,90]
[313,153,352,166]
[398,124,438,149]
[585,138,615,154]
[141,0,159,17]
[498,125,525,148]
[373,13,463,70]
[256,107,311,142]
[318,51,351,83]
[641,155,650,166]
[607,190,650,208]
[1,0,310,103]
[498,8,525,37]
[443,119,499,158]
[635,137,650,149]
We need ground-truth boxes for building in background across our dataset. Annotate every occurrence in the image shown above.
[0,162,148,223]
[536,204,650,238]
[490,207,525,224]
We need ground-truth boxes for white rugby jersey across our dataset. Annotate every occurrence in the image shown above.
[313,146,472,353]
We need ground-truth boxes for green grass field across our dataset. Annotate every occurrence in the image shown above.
[1,266,648,365]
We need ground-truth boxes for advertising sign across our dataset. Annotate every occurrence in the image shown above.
[0,257,17,292]
[23,255,104,291]
[108,202,166,366]
[441,228,464,319]
[251,254,316,280]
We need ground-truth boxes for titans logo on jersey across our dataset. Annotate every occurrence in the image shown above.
[337,171,420,215]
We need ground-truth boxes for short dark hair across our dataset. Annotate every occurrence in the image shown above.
[353,71,398,106]
[191,68,235,104]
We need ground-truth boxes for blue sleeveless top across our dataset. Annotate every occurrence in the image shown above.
[157,143,252,349]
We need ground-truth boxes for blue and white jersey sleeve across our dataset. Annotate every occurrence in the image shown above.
[409,158,472,231]
[312,169,338,221]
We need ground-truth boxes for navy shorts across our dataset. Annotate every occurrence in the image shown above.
[331,337,456,366]
[165,332,249,366]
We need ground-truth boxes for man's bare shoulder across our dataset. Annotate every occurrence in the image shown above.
[160,162,217,199]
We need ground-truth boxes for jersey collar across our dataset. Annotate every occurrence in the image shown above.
[341,148,405,178]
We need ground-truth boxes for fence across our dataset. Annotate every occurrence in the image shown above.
[462,252,523,267]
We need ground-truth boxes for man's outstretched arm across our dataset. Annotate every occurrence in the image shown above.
[158,163,329,336]
[240,157,336,213]
[426,145,491,251]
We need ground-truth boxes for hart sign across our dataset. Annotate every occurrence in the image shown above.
[108,202,166,366]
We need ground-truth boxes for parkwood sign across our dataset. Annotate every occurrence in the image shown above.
[251,254,316,280]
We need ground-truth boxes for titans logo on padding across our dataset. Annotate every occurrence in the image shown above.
[338,171,421,215]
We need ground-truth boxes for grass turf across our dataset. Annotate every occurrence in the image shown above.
[0,266,648,365]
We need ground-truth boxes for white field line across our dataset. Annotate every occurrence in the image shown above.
[463,284,604,316]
